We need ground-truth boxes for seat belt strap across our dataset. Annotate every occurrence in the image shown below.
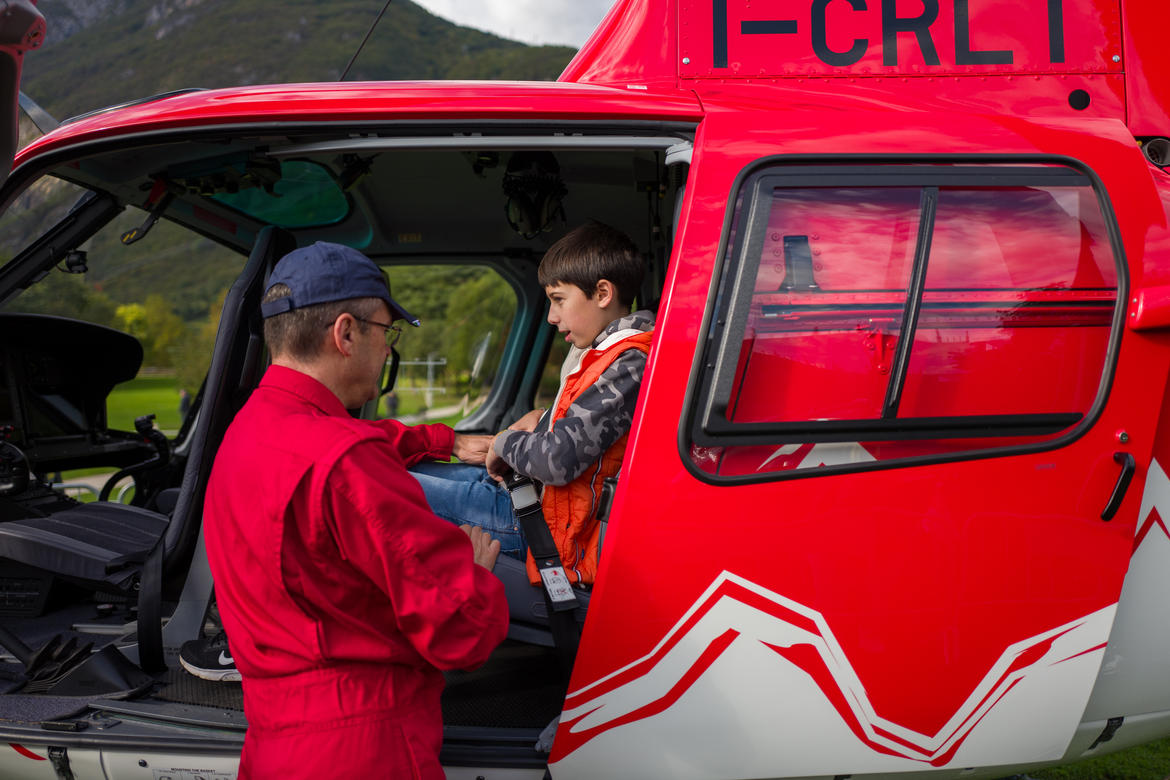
[507,475,581,675]
[136,533,167,673]
[507,476,580,613]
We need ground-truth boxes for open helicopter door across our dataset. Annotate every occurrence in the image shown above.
[546,104,1168,779]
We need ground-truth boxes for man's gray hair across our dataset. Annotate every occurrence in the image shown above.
[262,283,383,360]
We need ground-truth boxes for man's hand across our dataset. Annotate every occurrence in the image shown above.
[452,434,493,465]
[485,434,511,483]
[462,525,500,571]
[508,408,545,433]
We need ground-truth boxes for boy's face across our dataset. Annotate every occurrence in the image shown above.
[545,282,617,349]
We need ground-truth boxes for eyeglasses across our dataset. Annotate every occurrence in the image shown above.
[354,316,403,348]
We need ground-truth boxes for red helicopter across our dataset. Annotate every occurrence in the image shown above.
[0,0,1168,777]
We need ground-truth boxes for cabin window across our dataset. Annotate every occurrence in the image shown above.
[381,264,518,425]
[688,164,1122,479]
[534,337,573,411]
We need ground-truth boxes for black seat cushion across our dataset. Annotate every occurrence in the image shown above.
[0,502,168,587]
[494,554,589,647]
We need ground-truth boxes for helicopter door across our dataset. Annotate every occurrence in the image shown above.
[549,145,1160,779]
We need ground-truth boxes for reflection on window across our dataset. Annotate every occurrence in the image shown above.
[212,161,349,228]
[690,167,1119,479]
[729,188,918,424]
[898,187,1115,420]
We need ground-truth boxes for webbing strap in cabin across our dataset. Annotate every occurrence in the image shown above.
[506,475,580,667]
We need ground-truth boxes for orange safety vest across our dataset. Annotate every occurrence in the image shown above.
[525,330,653,586]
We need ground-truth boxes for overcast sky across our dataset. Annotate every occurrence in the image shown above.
[410,0,616,48]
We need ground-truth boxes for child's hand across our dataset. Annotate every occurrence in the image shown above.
[508,408,545,432]
[486,435,512,483]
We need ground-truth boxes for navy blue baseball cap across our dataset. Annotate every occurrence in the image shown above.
[260,241,419,326]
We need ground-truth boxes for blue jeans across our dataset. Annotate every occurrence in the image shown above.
[409,462,527,561]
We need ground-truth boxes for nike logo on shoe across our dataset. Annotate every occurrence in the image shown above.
[219,650,233,665]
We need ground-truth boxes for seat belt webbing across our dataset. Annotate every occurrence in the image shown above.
[506,475,581,666]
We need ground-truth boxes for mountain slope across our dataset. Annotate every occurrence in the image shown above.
[3,0,581,381]
[26,0,577,120]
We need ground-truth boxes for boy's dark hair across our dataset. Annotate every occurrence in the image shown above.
[538,221,644,308]
[262,283,382,360]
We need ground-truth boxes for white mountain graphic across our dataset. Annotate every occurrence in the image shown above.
[553,572,1113,778]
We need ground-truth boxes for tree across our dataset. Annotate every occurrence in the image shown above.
[114,295,186,368]
[5,271,118,327]
[385,265,517,399]
[141,295,186,367]
[114,302,148,340]
[172,290,227,394]
[444,270,516,393]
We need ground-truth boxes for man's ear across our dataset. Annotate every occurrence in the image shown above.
[330,313,358,357]
[594,279,617,308]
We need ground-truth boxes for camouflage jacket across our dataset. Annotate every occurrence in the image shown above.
[494,310,655,486]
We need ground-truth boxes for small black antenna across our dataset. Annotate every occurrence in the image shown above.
[340,0,395,81]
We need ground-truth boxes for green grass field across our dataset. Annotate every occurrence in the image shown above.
[105,373,456,433]
[106,373,188,433]
[57,374,189,488]
[1027,737,1170,779]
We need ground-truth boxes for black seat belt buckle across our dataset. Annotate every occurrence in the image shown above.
[535,557,580,611]
[507,474,580,611]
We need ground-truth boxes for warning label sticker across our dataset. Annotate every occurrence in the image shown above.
[540,566,577,604]
[152,768,236,780]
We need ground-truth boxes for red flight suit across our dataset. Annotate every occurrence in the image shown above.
[204,365,508,779]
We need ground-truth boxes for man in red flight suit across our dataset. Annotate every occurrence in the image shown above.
[203,241,509,779]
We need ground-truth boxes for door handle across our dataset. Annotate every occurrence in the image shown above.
[1101,451,1136,521]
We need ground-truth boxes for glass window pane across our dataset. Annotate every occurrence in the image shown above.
[726,187,920,424]
[380,265,517,426]
[0,177,88,261]
[897,186,1117,419]
[535,337,572,411]
[691,166,1121,481]
[0,173,243,485]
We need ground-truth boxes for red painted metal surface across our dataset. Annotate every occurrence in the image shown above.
[559,104,1168,768]
[564,0,1130,84]
[15,81,703,165]
[562,0,1169,136]
[561,0,679,86]
[1120,0,1170,135]
[678,0,1122,78]
[1132,284,1170,331]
